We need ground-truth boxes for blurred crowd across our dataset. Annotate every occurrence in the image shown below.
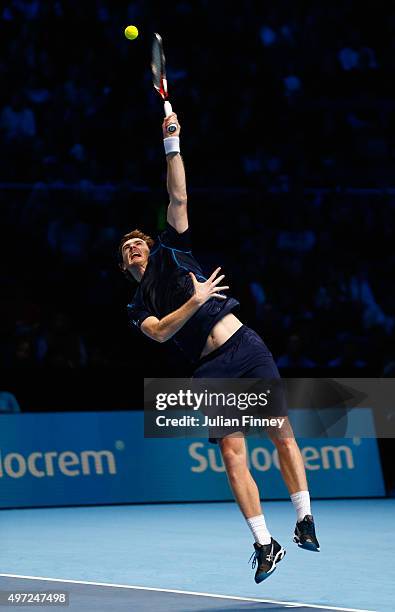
[1,1,395,187]
[0,0,394,382]
[1,185,394,379]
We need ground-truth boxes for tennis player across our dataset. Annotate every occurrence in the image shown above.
[118,112,320,583]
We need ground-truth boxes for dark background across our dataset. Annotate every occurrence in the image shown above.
[0,1,394,490]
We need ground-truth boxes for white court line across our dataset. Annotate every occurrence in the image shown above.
[0,574,375,612]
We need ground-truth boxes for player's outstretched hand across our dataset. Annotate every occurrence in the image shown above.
[189,267,229,306]
[162,112,180,138]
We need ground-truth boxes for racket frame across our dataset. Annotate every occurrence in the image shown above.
[152,33,177,134]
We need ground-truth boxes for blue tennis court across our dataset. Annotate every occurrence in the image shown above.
[1,499,393,611]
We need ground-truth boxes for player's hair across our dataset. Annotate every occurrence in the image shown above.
[117,229,155,282]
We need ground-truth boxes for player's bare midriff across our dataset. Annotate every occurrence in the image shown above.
[200,313,243,358]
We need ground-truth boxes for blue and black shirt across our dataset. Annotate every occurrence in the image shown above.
[127,223,239,362]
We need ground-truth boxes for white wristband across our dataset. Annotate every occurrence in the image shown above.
[164,136,180,155]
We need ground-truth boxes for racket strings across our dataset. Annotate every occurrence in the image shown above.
[152,35,168,99]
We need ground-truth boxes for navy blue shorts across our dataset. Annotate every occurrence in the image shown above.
[193,325,287,443]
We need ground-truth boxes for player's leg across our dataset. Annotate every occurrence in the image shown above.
[219,433,261,518]
[268,419,308,495]
[237,326,320,552]
[268,421,320,551]
[193,326,286,577]
[219,433,286,582]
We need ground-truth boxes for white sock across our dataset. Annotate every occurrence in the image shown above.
[291,490,311,522]
[246,514,272,545]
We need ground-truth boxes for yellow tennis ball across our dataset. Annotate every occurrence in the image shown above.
[124,25,139,41]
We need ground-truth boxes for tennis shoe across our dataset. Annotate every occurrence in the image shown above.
[293,514,320,551]
[249,538,286,583]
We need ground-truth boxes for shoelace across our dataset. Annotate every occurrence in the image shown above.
[248,551,257,570]
[299,519,314,536]
[248,547,274,569]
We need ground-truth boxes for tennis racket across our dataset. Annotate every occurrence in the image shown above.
[151,33,177,134]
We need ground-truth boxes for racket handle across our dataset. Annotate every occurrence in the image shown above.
[164,101,177,133]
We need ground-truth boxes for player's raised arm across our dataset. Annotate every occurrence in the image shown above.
[163,113,188,233]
